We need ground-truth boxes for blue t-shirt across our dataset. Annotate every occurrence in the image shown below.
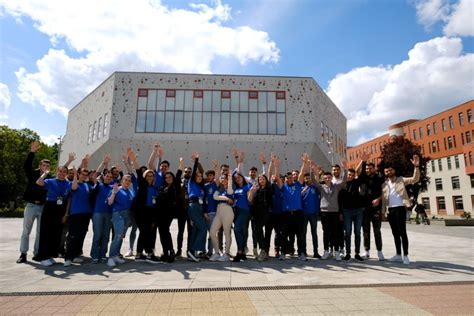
[282,181,303,212]
[188,180,204,200]
[272,183,283,214]
[44,178,70,202]
[70,182,93,215]
[302,184,321,215]
[109,187,135,212]
[94,182,113,213]
[205,182,218,213]
[146,185,159,207]
[233,184,250,211]
[215,187,234,205]
[154,172,164,190]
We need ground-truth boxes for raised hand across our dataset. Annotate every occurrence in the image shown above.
[232,148,239,158]
[31,141,40,153]
[302,152,310,165]
[259,152,266,164]
[103,153,111,164]
[179,157,185,170]
[128,149,137,162]
[411,154,420,167]
[68,152,76,162]
[153,143,161,154]
[239,150,246,163]
[158,146,164,157]
[212,159,218,168]
[271,152,277,162]
[341,159,348,169]
[361,150,369,161]
[113,183,119,193]
[191,152,199,160]
[251,182,258,192]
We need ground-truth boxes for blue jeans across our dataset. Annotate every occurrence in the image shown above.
[20,203,43,256]
[188,203,207,252]
[343,208,364,255]
[125,211,137,252]
[234,207,251,252]
[91,212,112,260]
[206,212,216,253]
[304,213,319,255]
[110,210,129,257]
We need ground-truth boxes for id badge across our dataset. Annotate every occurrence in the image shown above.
[56,196,63,205]
[152,196,157,205]
[198,197,203,205]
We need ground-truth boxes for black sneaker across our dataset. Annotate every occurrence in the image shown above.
[241,254,247,261]
[354,254,364,262]
[233,253,242,262]
[135,254,147,262]
[175,249,182,258]
[314,253,322,259]
[343,254,351,261]
[32,255,41,262]
[145,255,161,264]
[16,253,26,264]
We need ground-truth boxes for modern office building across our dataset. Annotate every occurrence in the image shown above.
[347,100,474,216]
[60,72,347,174]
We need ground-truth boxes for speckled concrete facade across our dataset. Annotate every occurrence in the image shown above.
[61,72,346,172]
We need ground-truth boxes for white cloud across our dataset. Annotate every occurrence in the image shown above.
[413,0,474,36]
[0,82,11,123]
[1,0,280,116]
[40,134,60,146]
[326,37,474,146]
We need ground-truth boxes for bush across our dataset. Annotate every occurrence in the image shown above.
[0,206,24,218]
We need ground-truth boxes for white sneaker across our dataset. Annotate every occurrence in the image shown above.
[335,251,342,261]
[49,258,57,264]
[107,258,116,267]
[64,260,72,267]
[363,250,370,259]
[72,257,84,263]
[257,250,268,262]
[321,250,331,260]
[403,256,410,265]
[124,250,134,257]
[209,253,221,262]
[41,259,54,267]
[187,251,200,262]
[298,254,308,261]
[389,255,403,263]
[113,256,125,264]
[378,251,385,261]
[218,254,230,262]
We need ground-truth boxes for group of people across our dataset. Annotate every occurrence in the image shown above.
[17,141,420,268]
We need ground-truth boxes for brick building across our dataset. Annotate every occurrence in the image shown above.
[347,100,473,216]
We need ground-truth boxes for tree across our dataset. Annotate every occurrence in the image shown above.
[378,136,430,202]
[0,126,58,207]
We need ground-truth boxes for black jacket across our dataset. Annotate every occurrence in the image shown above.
[23,152,48,204]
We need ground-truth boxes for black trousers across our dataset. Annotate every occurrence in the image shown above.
[65,213,91,260]
[321,212,343,251]
[37,201,66,260]
[363,206,383,251]
[264,213,282,253]
[281,210,305,255]
[158,212,174,255]
[177,211,191,252]
[136,207,155,254]
[253,212,270,251]
[388,206,409,256]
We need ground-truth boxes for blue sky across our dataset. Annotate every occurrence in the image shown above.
[1,0,473,146]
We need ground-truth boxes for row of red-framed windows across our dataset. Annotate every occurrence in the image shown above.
[138,89,286,100]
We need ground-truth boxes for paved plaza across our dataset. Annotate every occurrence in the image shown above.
[0,218,473,315]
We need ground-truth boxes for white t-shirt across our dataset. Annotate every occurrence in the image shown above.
[388,180,404,208]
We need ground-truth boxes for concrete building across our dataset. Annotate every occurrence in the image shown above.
[60,72,347,174]
[347,100,474,216]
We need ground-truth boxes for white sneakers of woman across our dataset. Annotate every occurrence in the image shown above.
[209,253,221,261]
[41,258,56,267]
[321,250,331,260]
[403,256,410,265]
[107,256,125,267]
[378,251,385,261]
[335,251,342,261]
[389,255,403,262]
[217,254,230,262]
[107,258,116,267]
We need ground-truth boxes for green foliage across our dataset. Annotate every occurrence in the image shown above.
[378,136,430,199]
[0,126,58,207]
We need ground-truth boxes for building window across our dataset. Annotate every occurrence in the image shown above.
[447,136,454,149]
[454,155,460,169]
[468,109,473,123]
[193,90,203,98]
[426,124,431,136]
[438,159,442,171]
[431,160,435,173]
[87,124,92,144]
[451,176,460,190]
[449,116,454,129]
[435,178,443,191]
[447,157,452,170]
[103,113,109,136]
[459,112,464,126]
[442,119,446,131]
[436,197,446,210]
[135,89,286,135]
[433,122,438,134]
[466,131,472,144]
[431,141,437,153]
[92,121,97,142]
[453,196,464,211]
[321,121,325,140]
[419,127,423,139]
[422,197,430,210]
[470,174,474,188]
[470,151,473,166]
[138,89,148,97]
[276,91,286,99]
[97,117,102,140]
[413,129,417,140]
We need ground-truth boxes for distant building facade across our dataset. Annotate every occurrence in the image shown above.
[348,100,474,216]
